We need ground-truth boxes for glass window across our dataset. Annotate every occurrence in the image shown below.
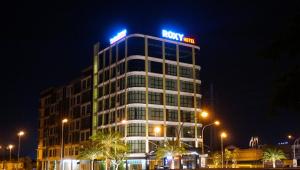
[127,124,146,137]
[166,94,177,106]
[99,53,104,70]
[128,37,145,56]
[149,125,163,137]
[166,109,178,122]
[179,66,193,78]
[149,76,163,89]
[128,75,145,87]
[182,126,194,138]
[166,125,177,137]
[148,92,163,105]
[111,46,116,64]
[179,46,193,64]
[166,79,177,91]
[98,115,103,126]
[181,111,194,123]
[105,50,110,67]
[166,64,177,76]
[116,108,125,122]
[180,81,194,93]
[118,42,126,61]
[180,96,193,107]
[149,61,162,74]
[165,42,177,61]
[128,59,145,72]
[149,108,163,121]
[148,39,162,59]
[128,140,145,153]
[128,107,146,120]
[128,91,145,104]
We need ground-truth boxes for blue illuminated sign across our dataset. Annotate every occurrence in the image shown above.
[162,29,195,44]
[110,29,127,44]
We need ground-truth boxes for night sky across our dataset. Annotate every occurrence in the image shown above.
[0,0,299,158]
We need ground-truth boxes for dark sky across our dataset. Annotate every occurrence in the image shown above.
[0,0,299,158]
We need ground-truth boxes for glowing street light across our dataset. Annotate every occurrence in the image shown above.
[154,126,161,137]
[200,111,209,118]
[201,120,220,154]
[61,118,68,170]
[288,135,293,139]
[220,131,227,168]
[8,144,14,161]
[17,130,25,162]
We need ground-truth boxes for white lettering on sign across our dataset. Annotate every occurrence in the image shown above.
[162,30,184,41]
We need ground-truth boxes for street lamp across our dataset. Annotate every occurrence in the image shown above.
[8,145,14,161]
[17,131,25,162]
[201,120,220,154]
[200,111,209,118]
[220,132,227,168]
[61,118,68,170]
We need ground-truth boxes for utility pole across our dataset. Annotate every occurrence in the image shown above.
[209,83,215,151]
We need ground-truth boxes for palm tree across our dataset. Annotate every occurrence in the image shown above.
[156,139,186,169]
[91,131,127,170]
[224,149,232,168]
[231,149,239,168]
[262,148,286,168]
[77,140,104,170]
[78,131,127,170]
[211,152,221,168]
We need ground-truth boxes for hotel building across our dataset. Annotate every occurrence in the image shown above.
[37,32,201,170]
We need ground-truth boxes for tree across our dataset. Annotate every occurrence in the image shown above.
[78,131,127,170]
[262,148,286,168]
[78,140,104,170]
[156,139,186,169]
[211,152,221,168]
[224,149,232,168]
[231,149,239,168]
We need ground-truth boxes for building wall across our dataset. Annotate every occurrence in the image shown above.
[95,34,201,157]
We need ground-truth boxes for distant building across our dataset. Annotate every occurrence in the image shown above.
[37,32,202,170]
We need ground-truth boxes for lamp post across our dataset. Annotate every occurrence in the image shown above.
[17,131,24,162]
[8,145,14,161]
[201,121,220,154]
[293,137,300,168]
[220,132,227,168]
[61,118,68,170]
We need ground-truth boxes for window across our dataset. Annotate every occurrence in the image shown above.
[165,42,177,61]
[148,92,163,105]
[166,79,177,91]
[149,76,163,89]
[166,64,177,76]
[111,46,116,64]
[127,123,145,136]
[149,61,162,74]
[148,39,162,58]
[99,53,104,70]
[149,125,163,137]
[179,46,193,64]
[166,109,178,121]
[180,96,193,107]
[166,94,177,106]
[167,125,177,137]
[149,108,163,120]
[128,91,145,104]
[128,75,145,87]
[118,42,125,61]
[181,81,194,93]
[179,66,193,78]
[128,37,145,56]
[128,140,145,153]
[182,126,194,138]
[128,107,145,120]
[104,50,110,67]
[127,59,145,72]
[181,111,194,123]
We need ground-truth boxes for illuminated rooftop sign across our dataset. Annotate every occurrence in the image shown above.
[110,29,127,44]
[162,29,195,44]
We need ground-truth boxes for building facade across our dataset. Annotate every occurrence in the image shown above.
[37,32,201,170]
[37,68,93,170]
[93,34,201,169]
